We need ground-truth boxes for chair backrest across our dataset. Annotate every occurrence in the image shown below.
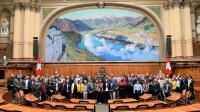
[79,101,89,104]
[74,106,87,110]
[31,102,38,108]
[168,102,177,108]
[42,103,55,109]
[116,106,129,110]
[55,105,68,110]
[136,104,148,110]
[152,103,164,109]
[182,89,187,97]
[113,100,123,104]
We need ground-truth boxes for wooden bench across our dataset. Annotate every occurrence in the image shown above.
[39,101,95,112]
[24,93,39,102]
[108,98,137,104]
[0,89,9,104]
[52,94,66,102]
[109,100,167,111]
[70,98,96,104]
[139,93,152,100]
[0,103,92,112]
[112,103,200,112]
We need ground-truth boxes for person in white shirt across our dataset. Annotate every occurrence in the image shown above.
[23,76,30,94]
[83,80,88,99]
[133,81,143,100]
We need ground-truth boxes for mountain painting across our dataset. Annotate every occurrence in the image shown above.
[45,8,159,62]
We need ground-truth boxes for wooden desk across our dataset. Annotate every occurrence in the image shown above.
[70,98,96,104]
[0,89,8,104]
[39,101,95,110]
[112,103,200,112]
[0,103,92,112]
[25,93,39,102]
[108,98,137,104]
[139,93,152,100]
[52,94,66,101]
[110,100,166,110]
[166,92,182,102]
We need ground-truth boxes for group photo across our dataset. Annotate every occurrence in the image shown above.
[0,0,200,112]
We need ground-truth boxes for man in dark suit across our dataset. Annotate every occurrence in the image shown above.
[103,79,110,103]
[164,80,172,97]
[7,74,15,91]
[64,79,71,99]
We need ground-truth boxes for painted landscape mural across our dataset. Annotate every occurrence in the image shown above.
[45,8,159,61]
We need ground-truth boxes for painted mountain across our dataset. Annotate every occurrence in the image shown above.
[45,8,159,62]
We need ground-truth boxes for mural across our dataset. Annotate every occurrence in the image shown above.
[45,8,159,61]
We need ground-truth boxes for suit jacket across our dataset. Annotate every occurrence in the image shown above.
[103,83,111,91]
[164,82,172,94]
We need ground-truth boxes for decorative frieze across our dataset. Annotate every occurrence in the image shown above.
[13,3,41,11]
[163,0,191,9]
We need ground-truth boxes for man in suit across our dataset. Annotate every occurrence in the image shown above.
[164,79,172,98]
[64,79,71,99]
[7,74,15,91]
[103,79,110,103]
[23,76,31,94]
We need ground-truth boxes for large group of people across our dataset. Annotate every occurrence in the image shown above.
[7,71,195,103]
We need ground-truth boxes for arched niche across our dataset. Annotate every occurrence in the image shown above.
[40,3,164,62]
[0,8,10,37]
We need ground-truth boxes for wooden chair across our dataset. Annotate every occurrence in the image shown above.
[168,102,177,108]
[42,103,55,109]
[74,106,87,110]
[31,102,38,108]
[64,99,71,103]
[115,106,129,110]
[55,105,68,110]
[136,104,149,110]
[79,101,89,104]
[178,90,191,105]
[151,103,165,109]
[113,100,123,104]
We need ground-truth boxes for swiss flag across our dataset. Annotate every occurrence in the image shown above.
[36,56,42,76]
[166,57,172,75]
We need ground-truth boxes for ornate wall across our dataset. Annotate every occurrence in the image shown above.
[0,0,196,60]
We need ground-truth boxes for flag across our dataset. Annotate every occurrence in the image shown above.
[166,57,172,75]
[36,56,42,76]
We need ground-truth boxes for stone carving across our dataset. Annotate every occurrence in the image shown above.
[0,16,9,37]
[196,16,200,35]
[163,0,191,9]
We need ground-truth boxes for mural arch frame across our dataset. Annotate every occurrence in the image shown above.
[40,3,165,62]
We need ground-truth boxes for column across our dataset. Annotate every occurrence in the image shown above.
[28,8,35,58]
[173,6,183,57]
[169,7,176,57]
[23,4,31,58]
[161,7,170,37]
[13,4,23,58]
[183,6,193,57]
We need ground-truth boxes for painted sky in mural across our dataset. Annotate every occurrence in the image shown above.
[45,8,159,61]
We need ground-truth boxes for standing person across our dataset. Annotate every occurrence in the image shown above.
[164,80,172,98]
[83,80,88,99]
[118,78,126,98]
[99,80,104,104]
[103,79,110,103]
[133,80,143,100]
[94,80,100,103]
[46,81,55,101]
[23,76,31,94]
[39,80,46,101]
[71,80,78,98]
[187,76,195,101]
[143,80,149,93]
[77,80,84,99]
[87,80,94,99]
[110,80,118,99]
[7,74,15,91]
[64,79,71,99]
